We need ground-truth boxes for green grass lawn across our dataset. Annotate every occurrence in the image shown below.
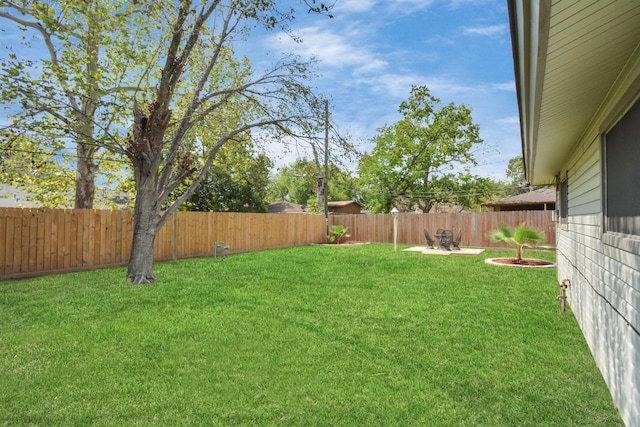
[0,244,622,426]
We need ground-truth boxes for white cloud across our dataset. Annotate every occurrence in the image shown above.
[368,76,509,99]
[389,0,436,9]
[425,34,456,46]
[334,0,436,14]
[372,77,515,101]
[496,116,520,126]
[334,0,378,13]
[462,24,507,36]
[357,73,423,99]
[265,26,387,73]
[354,73,514,113]
[421,77,478,96]
[490,81,515,91]
[447,0,498,9]
[362,74,482,99]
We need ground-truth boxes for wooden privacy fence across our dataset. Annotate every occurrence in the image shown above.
[330,210,555,249]
[0,208,324,279]
[0,208,554,280]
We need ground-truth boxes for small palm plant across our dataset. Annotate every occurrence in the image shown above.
[488,223,545,263]
[328,225,350,244]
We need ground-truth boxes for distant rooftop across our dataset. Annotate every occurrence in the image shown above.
[327,200,363,208]
[484,187,555,208]
[267,201,306,213]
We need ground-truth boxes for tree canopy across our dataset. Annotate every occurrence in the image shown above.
[177,136,273,213]
[268,159,318,206]
[267,158,360,209]
[0,0,163,208]
[504,155,527,196]
[358,85,487,213]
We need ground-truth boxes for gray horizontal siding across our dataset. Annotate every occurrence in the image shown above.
[566,136,601,216]
[558,121,640,425]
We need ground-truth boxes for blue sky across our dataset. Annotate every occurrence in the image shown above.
[246,0,520,180]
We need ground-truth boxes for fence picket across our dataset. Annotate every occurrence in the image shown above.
[0,209,7,276]
[36,209,45,272]
[20,210,29,273]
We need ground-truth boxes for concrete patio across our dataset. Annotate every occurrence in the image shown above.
[403,246,484,256]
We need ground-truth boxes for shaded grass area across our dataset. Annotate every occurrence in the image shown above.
[1,245,622,426]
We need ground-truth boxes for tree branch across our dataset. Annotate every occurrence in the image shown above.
[0,5,80,113]
[158,116,296,225]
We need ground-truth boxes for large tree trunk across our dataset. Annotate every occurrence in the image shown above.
[74,144,97,209]
[316,175,324,210]
[126,92,171,283]
[422,167,431,213]
[127,174,161,284]
[74,17,100,210]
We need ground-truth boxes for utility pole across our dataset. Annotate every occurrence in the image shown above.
[323,99,329,242]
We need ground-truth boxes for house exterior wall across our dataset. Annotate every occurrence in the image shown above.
[557,70,640,425]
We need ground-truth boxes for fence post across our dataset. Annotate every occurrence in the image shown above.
[173,211,178,260]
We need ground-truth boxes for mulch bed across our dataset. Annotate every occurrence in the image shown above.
[484,258,556,268]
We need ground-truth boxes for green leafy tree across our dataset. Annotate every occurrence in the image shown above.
[0,129,133,208]
[504,156,527,196]
[268,158,360,207]
[178,137,273,212]
[305,196,321,214]
[358,85,485,213]
[120,1,331,283]
[328,166,360,202]
[0,130,75,207]
[268,159,318,205]
[424,173,497,212]
[0,0,162,208]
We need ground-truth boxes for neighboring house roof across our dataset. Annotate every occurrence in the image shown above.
[508,1,640,184]
[267,201,306,213]
[483,188,555,208]
[327,200,363,208]
[0,184,38,208]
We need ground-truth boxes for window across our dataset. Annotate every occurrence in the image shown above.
[559,177,568,226]
[603,98,640,237]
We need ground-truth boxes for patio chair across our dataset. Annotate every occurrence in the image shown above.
[435,228,453,251]
[435,228,443,248]
[423,230,436,248]
[452,230,462,250]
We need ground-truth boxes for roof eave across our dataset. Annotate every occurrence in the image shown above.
[508,0,552,185]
